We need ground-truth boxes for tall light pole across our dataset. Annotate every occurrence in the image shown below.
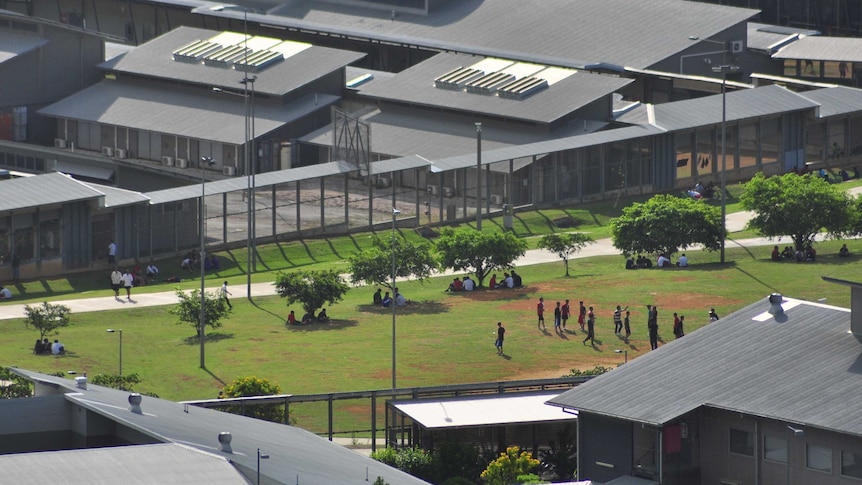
[712,64,739,264]
[200,156,216,368]
[391,207,400,389]
[257,448,269,485]
[475,122,482,230]
[106,329,122,375]
[242,8,255,300]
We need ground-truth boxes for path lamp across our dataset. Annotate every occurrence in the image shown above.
[257,448,269,484]
[614,349,628,364]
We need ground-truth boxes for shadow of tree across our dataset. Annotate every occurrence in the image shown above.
[286,318,359,331]
[183,332,235,345]
[355,300,450,315]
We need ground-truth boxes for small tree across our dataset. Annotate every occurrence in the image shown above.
[222,375,284,423]
[90,373,142,392]
[741,173,856,250]
[0,367,32,399]
[480,446,540,485]
[24,301,71,340]
[610,194,721,258]
[540,425,578,481]
[274,269,349,316]
[537,233,595,276]
[170,288,231,337]
[436,228,527,287]
[348,234,436,290]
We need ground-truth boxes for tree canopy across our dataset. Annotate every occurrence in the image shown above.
[537,232,595,276]
[274,269,350,316]
[435,228,527,287]
[347,234,436,290]
[740,172,856,250]
[609,194,722,257]
[170,288,231,337]
[24,301,71,340]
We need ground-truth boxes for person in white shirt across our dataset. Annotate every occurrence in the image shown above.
[394,288,407,306]
[110,269,123,298]
[0,286,11,299]
[122,270,134,300]
[504,273,514,288]
[677,253,688,267]
[463,276,475,291]
[657,254,670,268]
[51,339,64,355]
[220,281,233,309]
[146,263,159,278]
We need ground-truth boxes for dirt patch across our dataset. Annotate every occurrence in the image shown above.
[654,294,742,312]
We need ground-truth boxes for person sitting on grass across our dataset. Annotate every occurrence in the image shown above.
[382,291,392,307]
[51,339,65,355]
[301,313,313,325]
[657,254,671,268]
[181,257,193,272]
[771,246,781,262]
[840,244,851,257]
[373,288,383,305]
[503,273,514,288]
[34,339,44,354]
[0,285,12,299]
[489,274,498,289]
[463,275,475,291]
[511,270,523,287]
[287,310,297,325]
[446,277,463,292]
[317,308,329,322]
[394,288,408,306]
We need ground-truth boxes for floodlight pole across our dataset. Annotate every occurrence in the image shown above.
[391,207,400,389]
[200,156,215,368]
[712,63,738,263]
[475,122,482,230]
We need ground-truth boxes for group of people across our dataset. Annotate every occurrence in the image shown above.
[110,269,136,300]
[489,271,522,289]
[626,254,688,269]
[373,287,408,307]
[770,244,817,263]
[446,276,475,292]
[181,250,221,273]
[687,181,717,200]
[287,308,329,325]
[33,338,64,355]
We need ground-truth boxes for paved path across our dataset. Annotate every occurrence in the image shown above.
[1,186,859,321]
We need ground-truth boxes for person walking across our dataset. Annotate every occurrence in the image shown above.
[536,297,546,330]
[583,306,596,346]
[613,305,627,335]
[578,301,586,331]
[221,281,233,309]
[674,314,685,338]
[121,269,133,300]
[561,299,571,331]
[495,321,505,355]
[648,304,659,350]
[708,308,720,323]
[110,269,123,299]
[623,310,632,343]
[553,301,562,333]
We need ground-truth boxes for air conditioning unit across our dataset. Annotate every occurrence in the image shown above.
[490,194,503,205]
[376,177,391,188]
[730,40,744,54]
[161,156,174,167]
[223,166,237,176]
[101,146,113,157]
[175,158,188,169]
[442,186,455,197]
[426,184,439,195]
[115,148,127,159]
[54,138,67,149]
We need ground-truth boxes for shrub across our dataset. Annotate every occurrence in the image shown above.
[480,446,540,485]
[221,376,284,423]
[370,446,434,481]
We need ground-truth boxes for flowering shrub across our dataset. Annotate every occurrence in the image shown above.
[480,446,540,485]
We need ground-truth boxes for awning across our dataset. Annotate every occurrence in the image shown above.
[52,161,115,181]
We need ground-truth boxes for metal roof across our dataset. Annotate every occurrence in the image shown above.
[393,391,574,429]
[798,86,862,118]
[548,297,862,438]
[37,80,337,145]
[52,160,115,182]
[11,369,430,485]
[0,443,248,485]
[621,84,818,132]
[99,26,366,97]
[773,35,862,62]
[355,52,633,124]
[80,182,151,208]
[0,172,102,212]
[746,22,818,53]
[202,0,758,71]
[370,155,432,175]
[145,160,357,204]
[0,31,48,65]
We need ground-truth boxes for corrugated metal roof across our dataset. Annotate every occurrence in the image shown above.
[0,172,102,212]
[52,160,115,181]
[37,80,337,145]
[206,0,758,71]
[548,297,862,438]
[11,369,430,485]
[746,22,818,53]
[80,182,151,208]
[0,31,48,65]
[624,84,818,132]
[145,160,357,204]
[773,35,862,62]
[99,26,366,97]
[370,155,432,175]
[356,52,632,124]
[394,391,574,429]
[798,86,862,118]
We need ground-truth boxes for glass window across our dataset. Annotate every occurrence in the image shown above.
[730,428,754,456]
[807,444,832,473]
[675,132,693,181]
[605,162,625,192]
[806,120,826,163]
[559,150,579,200]
[738,121,758,168]
[39,220,61,259]
[761,118,781,166]
[695,128,713,177]
[801,60,820,78]
[13,227,34,261]
[0,226,8,264]
[842,450,862,479]
[825,61,852,80]
[783,59,798,77]
[764,435,787,463]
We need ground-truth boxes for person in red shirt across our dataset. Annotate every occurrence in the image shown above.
[446,278,463,292]
[489,274,497,289]
[537,297,546,330]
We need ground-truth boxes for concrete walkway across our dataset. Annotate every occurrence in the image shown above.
[1,187,859,321]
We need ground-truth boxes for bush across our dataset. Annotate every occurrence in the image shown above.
[480,446,540,485]
[564,364,612,377]
[370,446,434,481]
[221,376,284,423]
[433,441,483,483]
[0,367,32,399]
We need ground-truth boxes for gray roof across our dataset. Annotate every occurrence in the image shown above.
[205,0,758,71]
[11,369,430,485]
[619,84,818,131]
[355,52,633,124]
[80,182,151,208]
[773,35,862,62]
[0,30,48,65]
[394,391,573,429]
[37,80,337,145]
[746,22,819,53]
[547,297,862,438]
[100,26,366,96]
[0,172,102,212]
[0,443,248,485]
[798,85,862,118]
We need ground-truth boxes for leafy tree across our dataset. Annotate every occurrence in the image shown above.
[274,270,349,317]
[610,194,721,258]
[854,196,862,235]
[0,367,32,399]
[539,425,577,481]
[348,234,436,290]
[436,228,527,287]
[371,446,434,481]
[91,373,142,392]
[222,376,284,423]
[24,301,71,340]
[740,172,855,250]
[170,288,231,337]
[433,441,484,484]
[537,233,595,276]
[480,446,540,485]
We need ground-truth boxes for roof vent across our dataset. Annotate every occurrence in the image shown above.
[75,376,87,390]
[768,293,784,315]
[129,393,142,414]
[218,432,233,453]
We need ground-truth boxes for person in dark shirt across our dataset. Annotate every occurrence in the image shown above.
[495,322,506,355]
